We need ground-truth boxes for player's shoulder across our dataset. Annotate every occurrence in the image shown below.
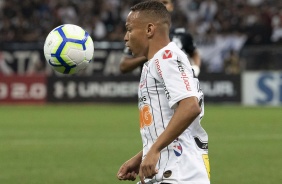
[155,42,186,61]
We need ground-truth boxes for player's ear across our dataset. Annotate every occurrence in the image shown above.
[146,23,155,38]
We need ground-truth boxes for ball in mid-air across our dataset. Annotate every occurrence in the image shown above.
[44,24,94,74]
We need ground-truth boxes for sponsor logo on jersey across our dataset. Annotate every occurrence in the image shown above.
[139,96,147,103]
[173,141,183,157]
[194,137,208,149]
[139,104,153,129]
[163,50,173,59]
[177,58,191,91]
[155,59,171,99]
[163,82,171,100]
[155,59,162,78]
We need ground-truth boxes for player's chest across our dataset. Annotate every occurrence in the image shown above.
[138,66,164,95]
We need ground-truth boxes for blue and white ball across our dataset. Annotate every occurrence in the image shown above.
[44,24,94,74]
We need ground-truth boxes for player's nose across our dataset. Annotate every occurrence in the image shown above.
[124,32,129,42]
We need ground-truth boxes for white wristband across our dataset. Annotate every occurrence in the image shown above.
[192,65,200,77]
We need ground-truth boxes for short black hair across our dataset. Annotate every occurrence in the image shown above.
[131,0,171,26]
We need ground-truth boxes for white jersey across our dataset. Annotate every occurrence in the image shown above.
[138,42,210,184]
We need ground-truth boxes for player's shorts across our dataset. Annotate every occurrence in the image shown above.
[140,131,210,184]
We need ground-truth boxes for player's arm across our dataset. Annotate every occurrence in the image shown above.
[117,150,143,181]
[152,96,200,150]
[182,32,201,77]
[139,97,201,181]
[190,49,201,77]
[120,55,147,73]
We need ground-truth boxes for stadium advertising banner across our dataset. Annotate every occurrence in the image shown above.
[0,42,127,76]
[1,42,242,104]
[0,74,242,104]
[47,75,140,103]
[0,75,46,103]
[242,71,282,106]
[47,74,241,103]
[199,74,241,103]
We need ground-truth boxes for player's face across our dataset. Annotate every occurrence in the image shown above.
[157,0,174,12]
[124,11,148,57]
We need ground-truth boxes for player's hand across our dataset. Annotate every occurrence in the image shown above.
[138,149,160,184]
[117,159,140,181]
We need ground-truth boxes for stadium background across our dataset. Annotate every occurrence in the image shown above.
[0,0,281,184]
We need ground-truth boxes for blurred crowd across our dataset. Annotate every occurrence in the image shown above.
[0,0,282,45]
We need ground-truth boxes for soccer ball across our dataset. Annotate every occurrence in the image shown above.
[44,24,94,74]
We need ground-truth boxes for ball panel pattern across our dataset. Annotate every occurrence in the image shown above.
[43,24,94,74]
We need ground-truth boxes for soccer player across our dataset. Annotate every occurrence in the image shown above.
[116,1,210,184]
[119,0,201,77]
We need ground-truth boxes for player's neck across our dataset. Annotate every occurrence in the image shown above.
[147,37,170,60]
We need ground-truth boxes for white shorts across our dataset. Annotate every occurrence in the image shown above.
[139,132,210,184]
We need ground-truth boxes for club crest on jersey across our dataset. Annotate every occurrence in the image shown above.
[163,50,173,59]
[173,141,183,157]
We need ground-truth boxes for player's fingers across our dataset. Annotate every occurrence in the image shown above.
[124,172,137,181]
[118,171,137,181]
[117,173,125,180]
[117,164,131,180]
[129,171,137,181]
[140,162,149,179]
[132,171,138,181]
[142,166,151,178]
[141,164,157,179]
[139,168,146,184]
[117,172,123,180]
[117,166,127,180]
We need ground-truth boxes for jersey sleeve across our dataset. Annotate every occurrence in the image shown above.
[151,50,199,109]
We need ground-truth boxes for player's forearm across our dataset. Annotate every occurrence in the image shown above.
[191,49,201,67]
[120,56,147,73]
[191,50,201,76]
[130,150,143,164]
[151,97,201,152]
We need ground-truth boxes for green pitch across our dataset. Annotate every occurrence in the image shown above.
[0,104,281,184]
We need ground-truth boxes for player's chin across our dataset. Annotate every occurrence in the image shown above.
[126,46,133,53]
[128,48,137,56]
[132,51,142,58]
[130,49,137,56]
